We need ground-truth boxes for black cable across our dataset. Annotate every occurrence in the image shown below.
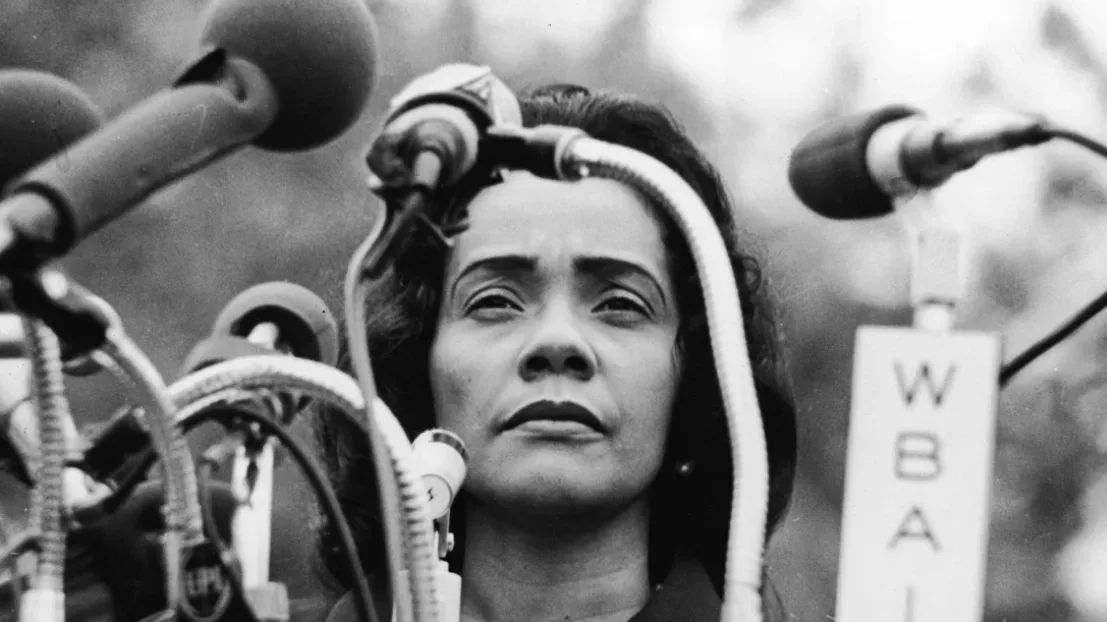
[999,126,1107,386]
[96,444,157,515]
[1000,284,1107,386]
[1045,126,1107,159]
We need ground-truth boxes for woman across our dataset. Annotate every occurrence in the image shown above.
[313,84,797,622]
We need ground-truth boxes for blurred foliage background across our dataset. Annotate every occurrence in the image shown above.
[4,0,1107,620]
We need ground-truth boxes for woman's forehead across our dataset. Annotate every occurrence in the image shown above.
[451,173,668,265]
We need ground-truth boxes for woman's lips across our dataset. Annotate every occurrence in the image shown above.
[501,400,605,433]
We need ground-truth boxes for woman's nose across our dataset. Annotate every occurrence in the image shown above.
[517,309,596,382]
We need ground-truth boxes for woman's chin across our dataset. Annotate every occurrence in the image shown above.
[467,455,643,518]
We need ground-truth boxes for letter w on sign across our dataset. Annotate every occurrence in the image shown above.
[835,326,1001,622]
[894,361,956,407]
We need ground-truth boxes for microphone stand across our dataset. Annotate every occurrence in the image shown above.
[228,321,289,622]
[835,192,1003,622]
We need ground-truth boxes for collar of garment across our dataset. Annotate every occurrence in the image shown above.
[304,550,721,622]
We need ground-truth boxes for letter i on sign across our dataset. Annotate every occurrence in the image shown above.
[835,326,1001,622]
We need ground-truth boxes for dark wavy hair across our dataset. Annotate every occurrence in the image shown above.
[314,84,797,612]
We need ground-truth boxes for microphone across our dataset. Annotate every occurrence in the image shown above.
[787,105,1050,219]
[0,0,379,273]
[393,429,468,622]
[411,429,468,525]
[792,113,1014,621]
[361,65,519,278]
[198,0,379,153]
[0,69,104,192]
[366,63,521,192]
[183,281,339,374]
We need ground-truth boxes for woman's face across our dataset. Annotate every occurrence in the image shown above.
[430,172,682,520]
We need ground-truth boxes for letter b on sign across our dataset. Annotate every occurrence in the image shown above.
[896,432,941,480]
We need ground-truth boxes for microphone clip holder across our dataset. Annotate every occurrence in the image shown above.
[483,124,588,181]
[0,267,114,365]
[901,192,963,332]
[360,185,469,279]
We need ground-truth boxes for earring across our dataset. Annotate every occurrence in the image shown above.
[676,460,695,477]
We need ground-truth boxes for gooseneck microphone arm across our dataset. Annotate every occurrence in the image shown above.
[544,136,769,622]
[5,267,204,621]
[20,313,72,622]
[344,224,437,622]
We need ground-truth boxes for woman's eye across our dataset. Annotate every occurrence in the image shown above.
[466,293,520,314]
[595,295,648,316]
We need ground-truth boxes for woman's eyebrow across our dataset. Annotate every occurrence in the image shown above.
[449,253,668,305]
[450,254,537,299]
[574,256,668,306]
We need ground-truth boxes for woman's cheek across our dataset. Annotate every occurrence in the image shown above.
[431,333,496,436]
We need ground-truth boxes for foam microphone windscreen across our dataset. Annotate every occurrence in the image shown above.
[211,281,339,366]
[198,0,380,152]
[0,70,103,192]
[787,105,918,219]
[181,281,339,374]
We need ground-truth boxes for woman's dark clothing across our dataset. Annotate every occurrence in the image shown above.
[303,551,722,622]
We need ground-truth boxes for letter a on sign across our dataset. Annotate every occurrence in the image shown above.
[836,326,1000,622]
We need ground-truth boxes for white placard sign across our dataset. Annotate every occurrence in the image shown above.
[836,326,1001,622]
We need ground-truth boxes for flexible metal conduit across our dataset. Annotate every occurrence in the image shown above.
[21,319,68,622]
[562,138,770,622]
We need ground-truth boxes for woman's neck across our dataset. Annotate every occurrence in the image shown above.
[458,498,652,622]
